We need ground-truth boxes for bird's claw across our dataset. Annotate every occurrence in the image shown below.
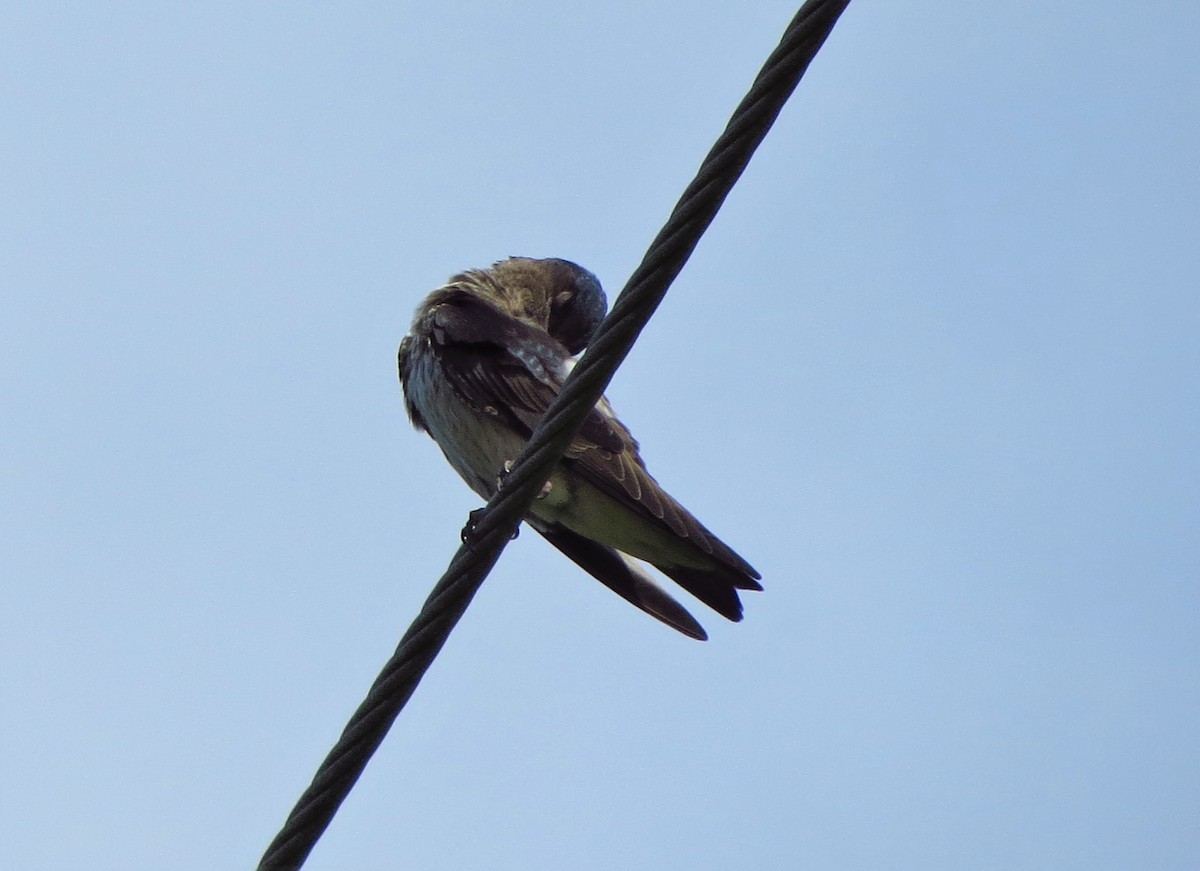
[461,507,519,544]
[495,459,553,499]
[461,508,486,543]
[495,460,515,493]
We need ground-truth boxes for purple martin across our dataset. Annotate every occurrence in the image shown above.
[398,257,761,640]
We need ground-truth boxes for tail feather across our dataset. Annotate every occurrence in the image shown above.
[652,561,760,623]
[530,521,708,640]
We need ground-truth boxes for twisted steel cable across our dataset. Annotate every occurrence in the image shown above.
[259,1,851,867]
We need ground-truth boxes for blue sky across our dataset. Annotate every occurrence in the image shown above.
[3,3,1197,869]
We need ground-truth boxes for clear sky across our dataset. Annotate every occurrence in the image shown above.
[3,3,1197,869]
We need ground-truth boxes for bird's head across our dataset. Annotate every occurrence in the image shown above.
[461,257,608,354]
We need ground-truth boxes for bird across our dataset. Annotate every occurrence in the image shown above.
[398,256,761,640]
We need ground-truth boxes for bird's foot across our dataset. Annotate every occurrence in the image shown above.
[495,460,515,492]
[460,507,520,544]
[461,508,486,543]
[496,459,554,499]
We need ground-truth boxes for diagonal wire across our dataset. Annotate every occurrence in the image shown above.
[258,1,851,867]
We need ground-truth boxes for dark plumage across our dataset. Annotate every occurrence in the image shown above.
[399,257,761,639]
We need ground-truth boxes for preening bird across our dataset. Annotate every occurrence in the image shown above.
[398,256,761,640]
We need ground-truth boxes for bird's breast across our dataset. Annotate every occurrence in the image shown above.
[404,338,527,500]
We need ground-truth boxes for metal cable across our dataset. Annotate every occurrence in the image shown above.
[258,2,851,867]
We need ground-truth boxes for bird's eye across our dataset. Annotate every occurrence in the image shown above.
[554,290,574,305]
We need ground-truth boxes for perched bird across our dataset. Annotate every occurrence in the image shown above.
[398,256,761,640]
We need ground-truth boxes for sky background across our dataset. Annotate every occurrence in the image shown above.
[3,2,1198,869]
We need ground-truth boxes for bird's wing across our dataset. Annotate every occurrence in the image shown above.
[420,291,625,450]
[423,293,761,620]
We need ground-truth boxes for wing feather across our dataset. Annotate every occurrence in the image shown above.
[420,292,761,595]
